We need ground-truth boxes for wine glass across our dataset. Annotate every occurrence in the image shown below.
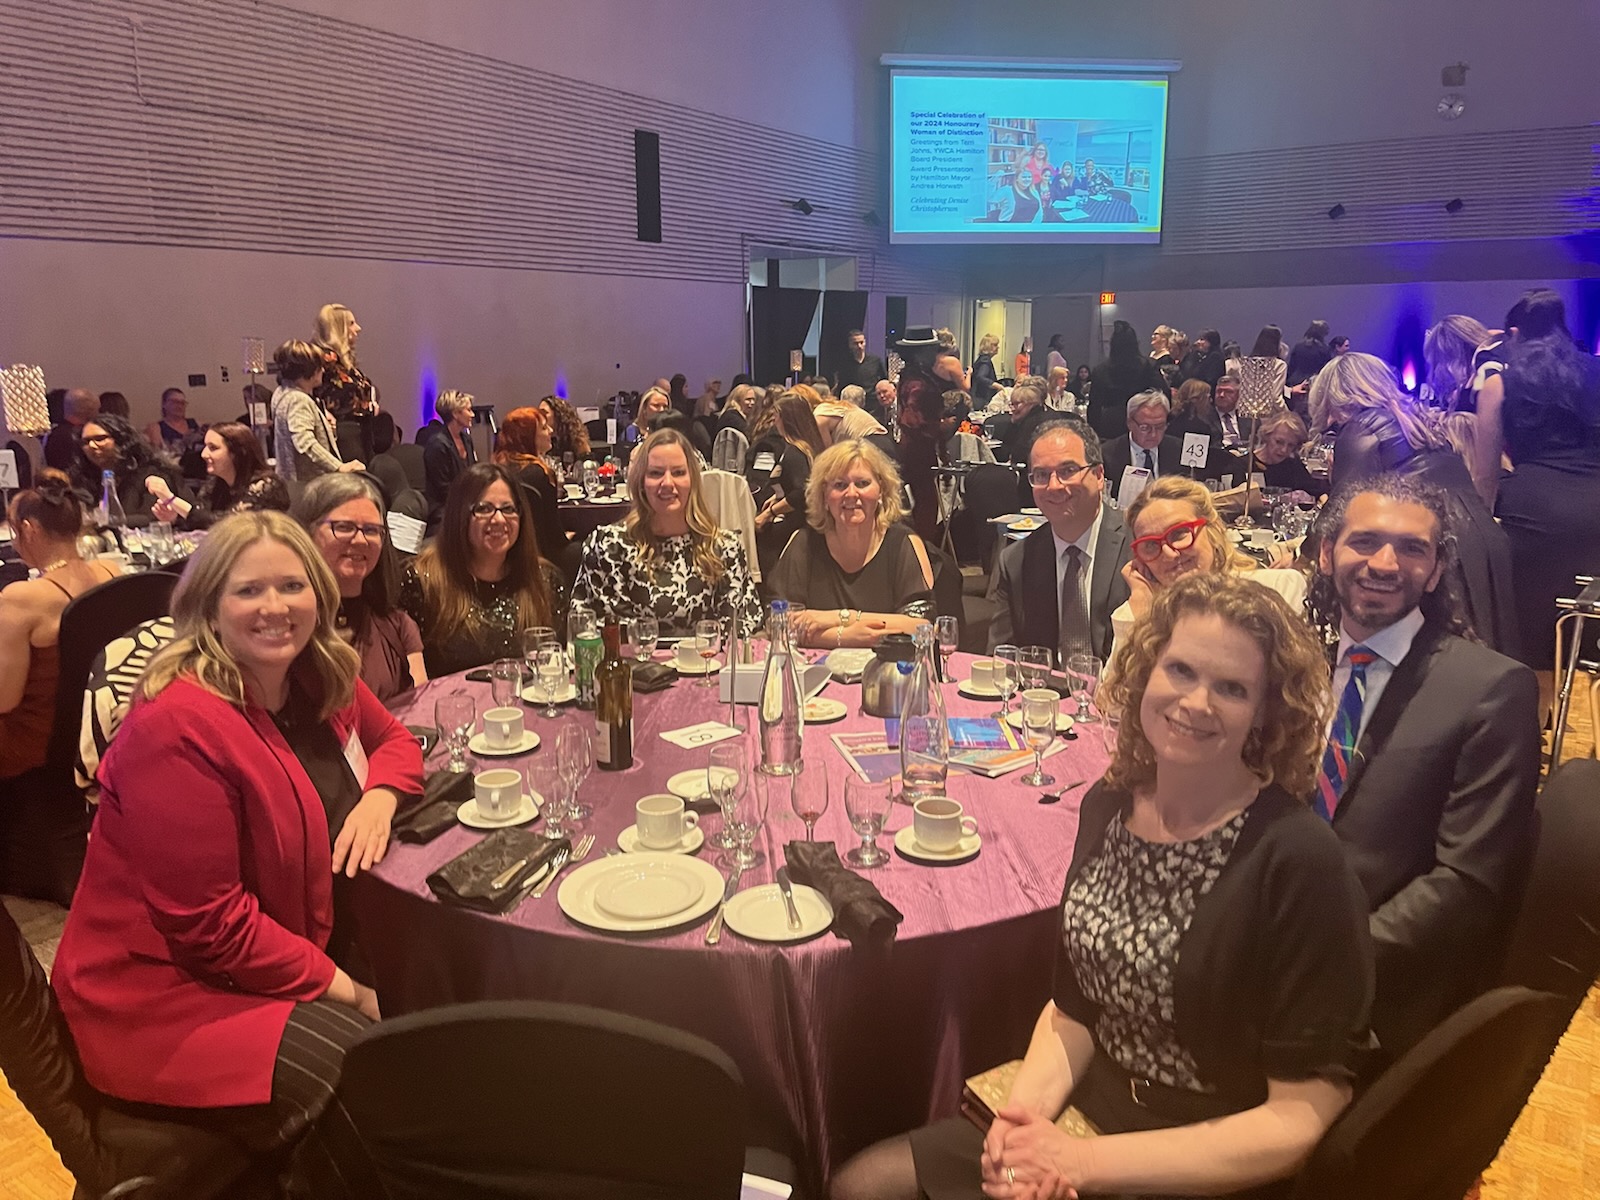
[934,614,959,681]
[556,724,593,823]
[522,625,555,697]
[707,741,747,851]
[634,612,659,662]
[490,658,522,708]
[993,643,1021,720]
[843,776,892,867]
[1066,653,1103,723]
[526,760,566,841]
[1094,700,1123,759]
[533,643,566,719]
[693,618,722,689]
[789,763,829,842]
[1019,645,1053,696]
[729,763,776,870]
[1020,688,1058,787]
[434,690,475,773]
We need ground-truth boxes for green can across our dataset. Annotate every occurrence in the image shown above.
[574,629,603,710]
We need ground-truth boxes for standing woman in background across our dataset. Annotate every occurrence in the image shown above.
[273,339,363,499]
[970,333,1001,408]
[1013,336,1033,381]
[1045,334,1068,375]
[314,303,380,464]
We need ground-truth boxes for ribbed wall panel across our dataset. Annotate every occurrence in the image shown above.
[2,0,1593,290]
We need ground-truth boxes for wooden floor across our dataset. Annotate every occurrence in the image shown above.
[3,700,1596,1200]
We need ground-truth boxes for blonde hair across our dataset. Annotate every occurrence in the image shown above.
[139,511,359,719]
[1123,475,1254,574]
[625,429,726,585]
[1308,352,1450,453]
[978,333,1000,357]
[1257,409,1309,446]
[1101,572,1332,796]
[314,303,358,369]
[435,389,475,422]
[805,439,906,535]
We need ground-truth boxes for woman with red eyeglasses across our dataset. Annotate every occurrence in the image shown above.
[1109,476,1308,671]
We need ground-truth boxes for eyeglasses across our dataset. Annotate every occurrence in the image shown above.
[1132,418,1169,436]
[82,433,115,446]
[470,502,520,520]
[1027,463,1095,487]
[320,519,386,542]
[1131,517,1210,563]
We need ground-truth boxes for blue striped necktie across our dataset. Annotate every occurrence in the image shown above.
[1314,646,1377,821]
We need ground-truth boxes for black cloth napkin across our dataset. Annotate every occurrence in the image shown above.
[427,831,569,914]
[394,770,474,844]
[783,840,904,948]
[632,663,678,693]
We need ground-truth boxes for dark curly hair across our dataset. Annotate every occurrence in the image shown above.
[1305,473,1475,657]
[538,395,590,460]
[71,412,176,495]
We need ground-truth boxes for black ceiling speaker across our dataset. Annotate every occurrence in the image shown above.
[1445,197,1465,214]
[633,130,662,243]
[1327,203,1347,220]
[1441,62,1469,87]
[783,198,815,216]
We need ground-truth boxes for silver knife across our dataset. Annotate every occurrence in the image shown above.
[704,866,745,945]
[775,867,802,931]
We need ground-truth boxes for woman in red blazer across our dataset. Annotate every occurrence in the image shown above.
[53,510,423,1156]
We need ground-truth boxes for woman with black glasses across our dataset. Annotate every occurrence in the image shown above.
[295,473,426,701]
[400,463,564,677]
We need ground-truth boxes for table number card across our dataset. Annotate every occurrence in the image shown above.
[0,448,18,490]
[1181,433,1210,469]
[660,721,741,749]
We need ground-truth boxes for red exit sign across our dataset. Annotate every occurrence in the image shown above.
[1099,292,1117,306]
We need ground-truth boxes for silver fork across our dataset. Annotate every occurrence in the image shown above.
[529,834,594,899]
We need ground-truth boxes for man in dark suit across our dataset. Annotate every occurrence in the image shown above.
[1310,474,1541,1059]
[1101,390,1185,505]
[43,388,99,471]
[836,329,888,396]
[988,417,1132,664]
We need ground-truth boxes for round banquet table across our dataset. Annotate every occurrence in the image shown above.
[356,653,1108,1192]
[557,495,629,538]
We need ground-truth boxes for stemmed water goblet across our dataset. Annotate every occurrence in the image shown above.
[1019,645,1053,696]
[532,643,566,719]
[490,658,522,709]
[1020,688,1059,787]
[706,741,747,852]
[1066,653,1103,724]
[935,614,959,681]
[843,776,892,867]
[634,612,660,662]
[728,753,773,871]
[526,760,565,841]
[993,643,1021,720]
[556,724,593,823]
[434,690,475,773]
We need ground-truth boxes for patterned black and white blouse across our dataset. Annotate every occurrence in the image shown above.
[1062,809,1249,1090]
[571,524,761,640]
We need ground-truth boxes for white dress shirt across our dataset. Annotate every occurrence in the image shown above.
[1328,607,1426,746]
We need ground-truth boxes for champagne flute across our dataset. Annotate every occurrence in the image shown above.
[533,643,566,719]
[789,763,829,842]
[634,611,659,662]
[556,724,594,823]
[1020,688,1058,787]
[935,614,960,681]
[707,741,747,852]
[1066,653,1103,723]
[693,618,722,689]
[993,643,1021,720]
[526,760,565,841]
[433,690,475,773]
[730,764,775,870]
[490,658,522,708]
[843,776,892,867]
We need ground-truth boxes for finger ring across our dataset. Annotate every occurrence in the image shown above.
[1005,1166,1016,1185]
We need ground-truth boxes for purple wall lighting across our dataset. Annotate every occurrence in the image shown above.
[554,374,569,400]
[418,364,438,428]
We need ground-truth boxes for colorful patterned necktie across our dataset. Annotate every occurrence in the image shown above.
[1314,646,1377,821]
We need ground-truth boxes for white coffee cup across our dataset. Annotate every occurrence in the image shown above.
[475,768,524,819]
[635,793,700,849]
[968,658,997,691]
[913,796,979,852]
[1249,527,1277,551]
[483,706,524,749]
[676,640,709,671]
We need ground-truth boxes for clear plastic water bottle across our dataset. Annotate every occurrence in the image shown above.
[757,600,804,776]
[899,622,950,802]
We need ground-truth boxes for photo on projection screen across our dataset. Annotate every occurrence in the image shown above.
[889,71,1170,245]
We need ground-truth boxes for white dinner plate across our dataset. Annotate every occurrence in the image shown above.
[589,495,629,505]
[894,824,981,864]
[557,854,727,933]
[456,793,542,830]
[987,512,1029,526]
[825,648,875,681]
[674,657,723,675]
[666,766,737,801]
[1007,517,1044,533]
[468,730,542,757]
[593,865,706,921]
[722,883,834,943]
[520,681,578,706]
[1004,710,1075,734]
[957,680,1003,700]
[617,825,705,855]
[804,696,848,724]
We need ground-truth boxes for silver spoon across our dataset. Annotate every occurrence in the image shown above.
[1038,780,1088,805]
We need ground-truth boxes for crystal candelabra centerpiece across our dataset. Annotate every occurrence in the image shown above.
[0,364,50,436]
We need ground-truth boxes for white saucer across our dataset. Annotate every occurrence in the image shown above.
[894,824,981,864]
[804,696,848,724]
[722,883,834,942]
[557,853,726,933]
[468,729,542,756]
[988,513,1028,526]
[1021,507,1042,515]
[593,866,706,921]
[1007,517,1044,533]
[456,793,541,830]
[520,681,578,706]
[617,825,705,855]
[1005,709,1075,733]
[674,657,723,675]
[666,766,737,801]
[957,680,1003,700]
[590,494,629,505]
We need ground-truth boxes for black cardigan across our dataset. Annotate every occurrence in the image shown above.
[1054,782,1374,1113]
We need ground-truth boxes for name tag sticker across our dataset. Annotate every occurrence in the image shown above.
[752,451,777,473]
[342,728,370,790]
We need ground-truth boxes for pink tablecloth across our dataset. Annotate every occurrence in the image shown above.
[356,654,1108,1189]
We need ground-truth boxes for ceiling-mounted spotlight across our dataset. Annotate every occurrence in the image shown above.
[782,198,815,216]
[1441,62,1469,88]
[1437,93,1466,120]
[1327,203,1346,220]
[1445,198,1465,214]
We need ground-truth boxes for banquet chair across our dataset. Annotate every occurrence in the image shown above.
[1499,758,1600,1014]
[1288,986,1569,1200]
[0,900,267,1200]
[963,463,1023,572]
[390,441,427,493]
[298,999,799,1200]
[711,425,750,474]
